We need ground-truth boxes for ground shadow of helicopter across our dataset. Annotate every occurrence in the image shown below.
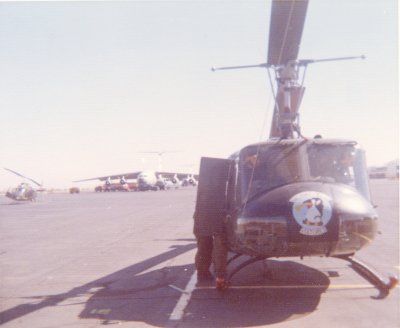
[79,259,329,327]
[0,243,195,326]
[0,242,331,327]
[184,260,329,328]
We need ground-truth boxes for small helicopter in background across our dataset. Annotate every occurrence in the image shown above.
[194,0,397,297]
[4,168,44,201]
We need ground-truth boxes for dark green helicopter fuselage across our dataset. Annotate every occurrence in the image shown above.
[222,138,378,258]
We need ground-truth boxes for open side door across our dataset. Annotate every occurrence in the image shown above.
[194,157,233,235]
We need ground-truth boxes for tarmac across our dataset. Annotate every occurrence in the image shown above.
[0,180,398,327]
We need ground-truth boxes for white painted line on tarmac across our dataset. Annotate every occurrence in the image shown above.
[168,284,188,294]
[165,266,399,326]
[167,272,197,324]
[195,284,400,290]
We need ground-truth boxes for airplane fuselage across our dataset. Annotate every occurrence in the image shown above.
[137,171,165,191]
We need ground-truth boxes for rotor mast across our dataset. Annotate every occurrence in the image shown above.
[271,54,365,139]
[213,0,309,139]
[212,0,366,139]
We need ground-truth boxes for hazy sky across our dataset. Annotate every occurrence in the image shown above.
[0,0,398,190]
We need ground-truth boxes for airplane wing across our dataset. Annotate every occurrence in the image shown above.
[74,171,198,183]
[156,172,199,180]
[73,171,142,183]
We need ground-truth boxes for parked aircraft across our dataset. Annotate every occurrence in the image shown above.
[195,0,397,296]
[74,171,198,191]
[4,168,44,201]
[159,174,180,189]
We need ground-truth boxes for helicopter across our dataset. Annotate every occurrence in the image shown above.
[194,0,397,297]
[4,168,44,201]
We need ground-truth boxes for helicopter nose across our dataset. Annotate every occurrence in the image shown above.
[234,183,378,257]
[332,185,378,252]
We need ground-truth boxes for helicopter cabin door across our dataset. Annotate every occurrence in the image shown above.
[193,157,233,236]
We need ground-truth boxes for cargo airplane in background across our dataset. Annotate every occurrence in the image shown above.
[73,171,198,192]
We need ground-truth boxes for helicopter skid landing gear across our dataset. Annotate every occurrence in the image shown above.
[224,254,397,297]
[226,255,268,283]
[334,255,398,299]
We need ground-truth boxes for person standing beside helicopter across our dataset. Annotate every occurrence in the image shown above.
[193,212,214,283]
[193,210,229,289]
[193,157,233,289]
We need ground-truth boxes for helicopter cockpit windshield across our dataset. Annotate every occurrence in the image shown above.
[240,142,303,201]
[239,141,371,203]
[307,143,371,200]
[308,144,355,182]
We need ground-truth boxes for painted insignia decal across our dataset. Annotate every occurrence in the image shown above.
[290,191,333,236]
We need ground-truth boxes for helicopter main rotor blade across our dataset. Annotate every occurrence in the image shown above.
[267,0,309,66]
[4,167,42,187]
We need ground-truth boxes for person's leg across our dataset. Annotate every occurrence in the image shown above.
[195,235,214,281]
[213,232,228,289]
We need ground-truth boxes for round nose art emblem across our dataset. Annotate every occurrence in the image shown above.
[290,191,333,236]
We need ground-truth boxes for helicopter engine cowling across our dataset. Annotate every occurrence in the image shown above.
[230,182,378,258]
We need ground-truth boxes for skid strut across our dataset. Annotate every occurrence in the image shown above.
[227,253,242,266]
[223,254,397,298]
[335,255,398,298]
[227,256,267,282]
